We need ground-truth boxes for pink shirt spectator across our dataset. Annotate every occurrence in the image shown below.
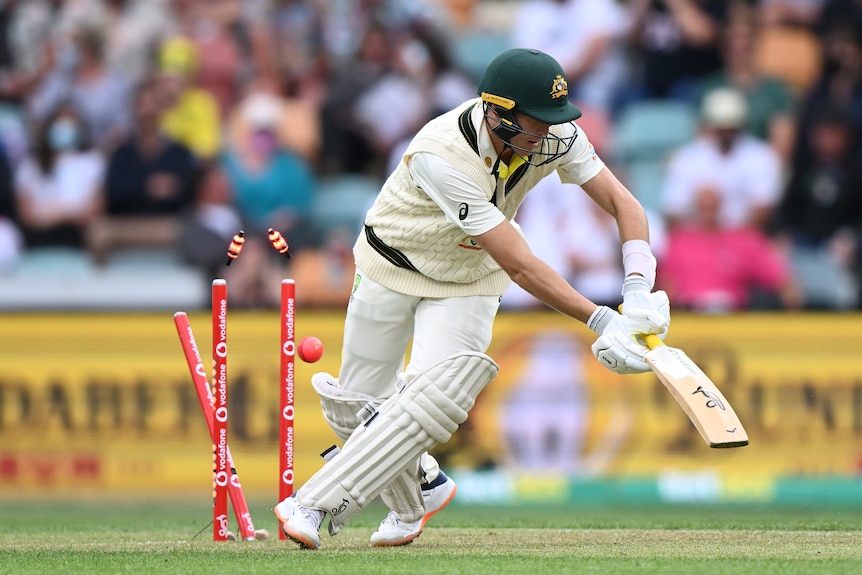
[659,226,790,311]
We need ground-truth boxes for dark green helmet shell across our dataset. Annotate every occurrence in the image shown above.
[478,48,582,125]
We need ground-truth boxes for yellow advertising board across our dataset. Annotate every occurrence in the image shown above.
[1,311,860,501]
[471,313,862,502]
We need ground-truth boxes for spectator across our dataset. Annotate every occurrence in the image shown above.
[751,0,823,97]
[758,0,826,28]
[15,103,105,249]
[0,1,57,165]
[775,106,862,253]
[352,27,473,176]
[696,7,798,162]
[316,0,448,69]
[186,165,292,310]
[102,0,175,84]
[392,25,475,120]
[511,0,630,113]
[317,23,395,175]
[156,36,221,161]
[771,106,862,308]
[178,161,242,280]
[170,0,248,119]
[227,79,320,166]
[0,142,22,272]
[382,27,477,175]
[793,17,862,162]
[267,0,329,104]
[625,0,730,101]
[103,77,197,216]
[28,25,133,152]
[222,88,317,250]
[660,86,783,231]
[0,0,56,106]
[814,0,862,36]
[86,77,198,263]
[658,187,799,311]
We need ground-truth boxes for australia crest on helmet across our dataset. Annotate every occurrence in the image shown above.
[550,75,568,100]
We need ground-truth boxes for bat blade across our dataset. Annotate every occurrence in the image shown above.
[644,337,749,448]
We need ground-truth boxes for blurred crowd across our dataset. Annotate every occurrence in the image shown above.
[0,0,859,311]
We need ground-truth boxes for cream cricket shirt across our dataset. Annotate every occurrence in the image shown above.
[354,98,604,298]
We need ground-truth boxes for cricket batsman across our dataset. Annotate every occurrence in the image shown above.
[275,48,670,548]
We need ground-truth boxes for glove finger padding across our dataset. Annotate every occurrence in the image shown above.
[622,290,671,339]
[591,330,651,374]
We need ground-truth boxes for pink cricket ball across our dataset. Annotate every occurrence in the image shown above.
[298,336,324,363]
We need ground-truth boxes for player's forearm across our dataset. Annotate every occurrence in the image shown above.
[614,201,650,245]
[581,167,651,244]
[506,255,598,324]
[474,221,600,323]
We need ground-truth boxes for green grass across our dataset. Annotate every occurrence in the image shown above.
[1,499,860,574]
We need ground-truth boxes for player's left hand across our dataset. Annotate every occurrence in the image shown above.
[591,329,651,374]
[621,275,670,339]
[587,306,651,374]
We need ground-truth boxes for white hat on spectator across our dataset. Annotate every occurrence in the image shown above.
[242,93,283,129]
[701,87,748,128]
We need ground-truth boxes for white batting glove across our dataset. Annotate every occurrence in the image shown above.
[621,275,670,340]
[587,306,651,374]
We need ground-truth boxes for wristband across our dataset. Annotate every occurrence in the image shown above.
[622,275,651,295]
[587,305,614,335]
[621,239,656,290]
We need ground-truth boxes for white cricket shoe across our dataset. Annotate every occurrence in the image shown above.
[274,497,324,549]
[370,472,457,547]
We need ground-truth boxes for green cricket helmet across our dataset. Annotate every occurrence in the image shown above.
[478,48,581,165]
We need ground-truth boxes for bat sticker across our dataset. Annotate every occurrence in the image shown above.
[691,385,726,411]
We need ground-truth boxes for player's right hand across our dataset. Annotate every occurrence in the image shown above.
[621,276,670,339]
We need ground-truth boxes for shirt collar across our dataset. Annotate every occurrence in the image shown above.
[471,100,500,176]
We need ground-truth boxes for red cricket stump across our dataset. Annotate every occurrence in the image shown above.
[279,279,296,539]
[173,311,258,541]
[212,280,229,541]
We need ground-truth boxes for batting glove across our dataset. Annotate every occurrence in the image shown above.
[587,306,651,374]
[621,275,670,340]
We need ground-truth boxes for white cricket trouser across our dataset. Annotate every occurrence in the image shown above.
[338,268,501,399]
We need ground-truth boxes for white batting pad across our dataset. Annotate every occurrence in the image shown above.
[380,462,424,522]
[296,352,498,533]
[379,452,443,522]
[312,372,381,442]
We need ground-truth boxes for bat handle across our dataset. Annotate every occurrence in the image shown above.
[616,303,664,350]
[642,333,663,350]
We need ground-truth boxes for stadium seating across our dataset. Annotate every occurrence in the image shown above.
[452,31,513,84]
[0,246,206,310]
[311,175,381,237]
[610,99,698,212]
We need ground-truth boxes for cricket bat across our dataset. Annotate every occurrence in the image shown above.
[643,334,749,448]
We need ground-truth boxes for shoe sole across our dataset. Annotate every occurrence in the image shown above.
[371,484,458,548]
[274,507,320,550]
[420,483,457,530]
[371,531,420,547]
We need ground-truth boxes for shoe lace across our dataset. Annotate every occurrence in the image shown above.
[380,509,402,527]
[298,506,323,527]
